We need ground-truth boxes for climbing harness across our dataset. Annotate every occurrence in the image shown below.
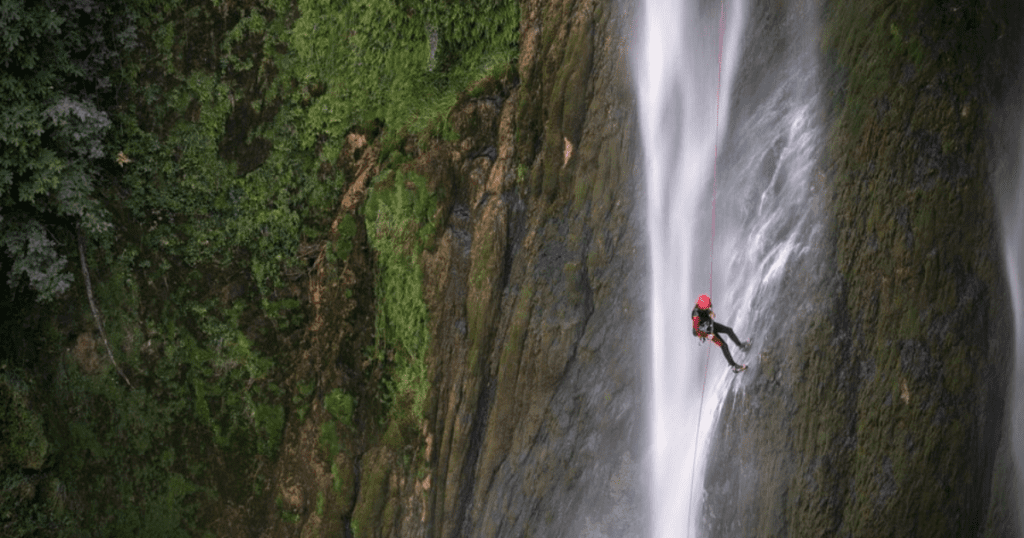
[688,0,726,534]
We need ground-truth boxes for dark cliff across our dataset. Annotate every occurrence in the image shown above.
[422,1,648,536]
[702,0,1023,536]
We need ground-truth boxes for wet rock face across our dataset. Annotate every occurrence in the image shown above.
[702,0,1022,536]
[420,0,650,536]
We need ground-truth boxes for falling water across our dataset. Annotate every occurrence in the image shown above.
[988,50,1024,534]
[1000,122,1024,534]
[636,0,823,535]
[634,0,746,535]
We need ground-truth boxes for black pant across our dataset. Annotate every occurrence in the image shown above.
[712,322,743,367]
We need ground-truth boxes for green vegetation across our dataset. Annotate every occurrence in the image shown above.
[294,380,316,421]
[0,0,519,534]
[0,0,131,301]
[331,461,346,495]
[276,495,301,523]
[0,376,66,536]
[364,170,438,425]
[115,1,337,311]
[816,1,1010,535]
[350,453,393,538]
[327,214,358,265]
[320,420,343,460]
[0,378,49,472]
[504,284,533,364]
[325,388,356,427]
[292,0,518,155]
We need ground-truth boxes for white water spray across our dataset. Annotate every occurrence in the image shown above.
[634,0,746,536]
[636,0,824,535]
[1001,124,1024,535]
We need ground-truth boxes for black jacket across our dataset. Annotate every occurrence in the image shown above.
[691,305,714,337]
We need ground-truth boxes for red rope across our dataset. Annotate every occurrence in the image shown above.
[689,1,726,535]
[710,0,725,302]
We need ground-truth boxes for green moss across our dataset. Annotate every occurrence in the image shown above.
[389,352,429,426]
[516,163,527,186]
[936,273,957,314]
[331,460,346,496]
[467,227,499,353]
[912,203,935,249]
[500,285,533,367]
[325,389,355,428]
[898,304,921,339]
[350,452,392,538]
[574,176,590,212]
[319,420,342,461]
[819,0,1008,533]
[253,403,284,458]
[381,419,404,452]
[327,214,357,264]
[364,170,435,359]
[816,428,830,448]
[825,2,900,137]
[942,345,971,395]
[277,495,301,523]
[586,248,601,273]
[534,4,596,202]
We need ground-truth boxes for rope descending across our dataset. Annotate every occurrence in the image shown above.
[688,0,726,534]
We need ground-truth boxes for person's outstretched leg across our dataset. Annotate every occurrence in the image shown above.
[714,336,739,368]
[713,322,744,347]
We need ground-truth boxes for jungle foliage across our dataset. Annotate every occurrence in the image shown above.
[364,169,438,426]
[293,0,519,155]
[1,0,518,535]
[0,0,132,301]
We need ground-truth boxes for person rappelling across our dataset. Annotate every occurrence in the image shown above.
[692,294,751,373]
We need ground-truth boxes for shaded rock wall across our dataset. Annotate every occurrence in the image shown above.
[421,1,648,537]
[703,0,1023,536]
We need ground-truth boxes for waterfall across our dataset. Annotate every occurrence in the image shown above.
[634,0,746,535]
[1001,124,1024,534]
[635,0,822,535]
[989,51,1024,534]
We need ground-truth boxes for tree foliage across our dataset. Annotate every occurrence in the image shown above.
[292,0,519,151]
[0,0,136,301]
[0,0,518,304]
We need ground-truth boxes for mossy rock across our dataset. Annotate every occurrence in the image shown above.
[331,452,357,513]
[351,446,399,538]
[540,15,595,200]
[325,388,356,428]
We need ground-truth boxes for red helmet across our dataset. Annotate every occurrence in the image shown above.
[696,294,711,309]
